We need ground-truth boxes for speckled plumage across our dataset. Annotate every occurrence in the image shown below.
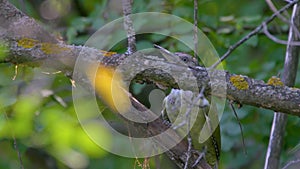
[162,89,221,168]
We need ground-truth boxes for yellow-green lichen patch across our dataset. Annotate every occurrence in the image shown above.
[40,43,70,55]
[230,75,249,90]
[267,76,284,87]
[17,38,39,48]
[99,50,117,57]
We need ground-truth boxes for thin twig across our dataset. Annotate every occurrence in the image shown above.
[193,0,198,59]
[192,147,206,168]
[183,87,207,169]
[13,139,24,169]
[4,112,24,169]
[210,0,299,70]
[184,110,192,169]
[191,87,210,168]
[266,0,290,22]
[122,0,136,54]
[265,0,300,38]
[263,23,300,45]
[282,159,300,169]
[172,87,209,168]
[190,8,202,167]
[264,3,300,169]
[229,102,247,155]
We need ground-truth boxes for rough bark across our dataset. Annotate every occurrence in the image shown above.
[1,0,300,168]
[1,38,299,116]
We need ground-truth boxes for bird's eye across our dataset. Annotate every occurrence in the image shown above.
[182,57,188,62]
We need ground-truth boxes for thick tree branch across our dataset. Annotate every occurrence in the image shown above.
[1,0,299,116]
[0,0,300,168]
[2,37,299,116]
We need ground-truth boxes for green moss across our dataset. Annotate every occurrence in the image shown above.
[230,75,249,90]
[267,76,284,87]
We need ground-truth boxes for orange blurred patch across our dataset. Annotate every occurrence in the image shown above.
[87,64,131,114]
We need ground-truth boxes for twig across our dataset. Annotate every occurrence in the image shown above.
[168,87,209,168]
[184,112,192,169]
[266,0,290,22]
[264,3,300,169]
[265,0,300,38]
[263,23,300,45]
[229,102,247,155]
[122,0,136,54]
[193,0,198,59]
[192,147,206,168]
[282,159,300,169]
[184,86,207,169]
[13,138,24,169]
[209,0,299,70]
[4,112,24,169]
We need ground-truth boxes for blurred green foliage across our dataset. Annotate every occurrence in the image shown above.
[1,0,299,169]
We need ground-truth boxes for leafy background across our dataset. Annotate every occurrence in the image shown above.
[0,0,300,169]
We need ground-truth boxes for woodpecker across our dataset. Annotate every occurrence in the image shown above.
[156,45,221,168]
[154,44,198,67]
[162,89,221,168]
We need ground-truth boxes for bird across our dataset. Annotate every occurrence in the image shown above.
[162,89,221,168]
[155,45,221,168]
[154,44,199,67]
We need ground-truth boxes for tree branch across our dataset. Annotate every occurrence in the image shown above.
[2,36,299,116]
[210,0,299,69]
[1,0,299,116]
[1,0,300,168]
[264,3,300,169]
[122,0,136,54]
